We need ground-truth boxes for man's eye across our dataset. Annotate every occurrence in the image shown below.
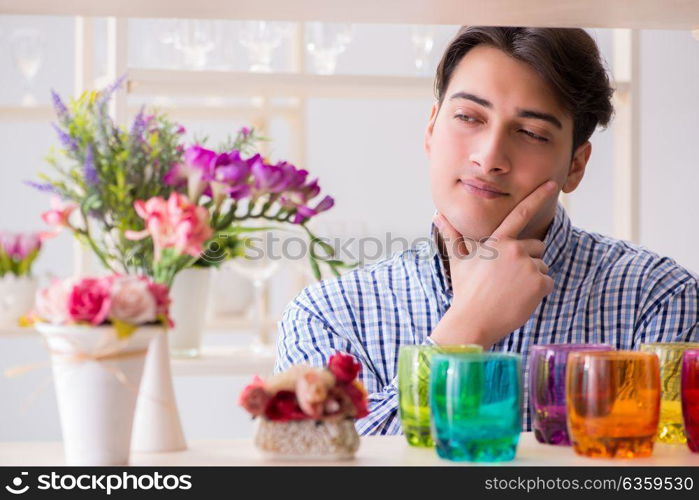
[520,129,548,143]
[454,114,479,123]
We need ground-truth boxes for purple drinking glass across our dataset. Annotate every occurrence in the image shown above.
[529,343,614,445]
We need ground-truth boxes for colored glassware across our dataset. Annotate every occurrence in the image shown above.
[430,352,521,462]
[566,351,660,458]
[681,349,699,452]
[640,342,699,444]
[529,343,613,445]
[397,344,482,447]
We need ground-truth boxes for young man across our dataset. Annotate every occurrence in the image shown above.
[275,26,699,433]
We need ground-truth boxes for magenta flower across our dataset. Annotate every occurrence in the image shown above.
[67,277,112,326]
[250,155,290,194]
[164,145,217,202]
[209,151,252,203]
[292,195,335,224]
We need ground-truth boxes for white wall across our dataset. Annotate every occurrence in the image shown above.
[0,18,697,441]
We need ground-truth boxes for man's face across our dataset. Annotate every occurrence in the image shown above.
[425,45,590,241]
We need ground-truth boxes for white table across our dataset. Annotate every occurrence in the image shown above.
[2,433,699,466]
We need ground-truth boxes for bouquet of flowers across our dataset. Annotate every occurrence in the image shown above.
[34,274,172,337]
[0,231,44,278]
[32,77,351,287]
[239,352,369,421]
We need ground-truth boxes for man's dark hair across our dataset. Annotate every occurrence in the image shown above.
[434,26,615,153]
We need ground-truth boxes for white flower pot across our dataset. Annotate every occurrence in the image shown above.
[0,275,38,327]
[35,322,160,466]
[169,267,211,358]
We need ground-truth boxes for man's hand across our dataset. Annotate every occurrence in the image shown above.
[430,180,558,349]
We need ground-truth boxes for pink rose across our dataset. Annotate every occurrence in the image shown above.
[109,275,157,324]
[67,277,112,325]
[35,278,73,324]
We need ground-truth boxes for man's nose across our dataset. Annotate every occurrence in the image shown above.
[468,128,511,174]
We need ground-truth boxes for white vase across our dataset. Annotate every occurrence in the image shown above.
[0,275,38,327]
[35,322,159,466]
[130,329,187,453]
[169,267,211,358]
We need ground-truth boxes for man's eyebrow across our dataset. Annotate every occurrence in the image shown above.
[448,91,563,130]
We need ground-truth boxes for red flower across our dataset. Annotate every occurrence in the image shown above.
[328,352,361,384]
[239,376,269,417]
[344,381,369,419]
[263,390,307,421]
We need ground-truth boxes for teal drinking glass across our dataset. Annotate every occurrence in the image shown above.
[430,352,522,462]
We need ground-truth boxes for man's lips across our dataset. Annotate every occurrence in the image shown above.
[459,179,509,198]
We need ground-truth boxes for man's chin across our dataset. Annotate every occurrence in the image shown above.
[447,215,500,242]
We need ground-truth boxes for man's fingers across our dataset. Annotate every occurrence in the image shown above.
[520,239,546,259]
[493,180,558,240]
[532,258,549,274]
[433,213,468,259]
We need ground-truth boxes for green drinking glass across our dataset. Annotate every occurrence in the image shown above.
[398,343,482,447]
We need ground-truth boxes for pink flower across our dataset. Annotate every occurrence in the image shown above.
[41,196,77,230]
[126,193,213,260]
[238,376,270,417]
[35,278,73,324]
[296,369,334,419]
[67,277,112,325]
[147,281,172,325]
[109,275,157,324]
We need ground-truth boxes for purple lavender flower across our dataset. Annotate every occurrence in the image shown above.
[23,181,58,194]
[51,123,78,152]
[96,74,128,108]
[84,147,99,186]
[130,106,147,140]
[50,90,69,121]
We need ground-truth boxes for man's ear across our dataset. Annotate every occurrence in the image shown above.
[424,101,440,155]
[562,141,592,193]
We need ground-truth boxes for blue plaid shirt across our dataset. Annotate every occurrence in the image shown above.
[275,203,699,433]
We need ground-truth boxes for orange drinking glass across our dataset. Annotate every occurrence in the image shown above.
[566,351,661,459]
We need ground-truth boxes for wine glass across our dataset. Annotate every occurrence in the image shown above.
[171,20,217,69]
[226,221,284,353]
[238,21,291,73]
[411,25,434,74]
[305,23,354,75]
[10,28,43,106]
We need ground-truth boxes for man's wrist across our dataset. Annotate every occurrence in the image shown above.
[429,307,489,349]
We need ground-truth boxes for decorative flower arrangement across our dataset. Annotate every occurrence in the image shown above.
[34,274,171,337]
[239,352,369,421]
[31,77,352,287]
[0,231,44,278]
[240,352,368,459]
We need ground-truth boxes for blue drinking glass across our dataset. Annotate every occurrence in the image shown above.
[430,352,522,462]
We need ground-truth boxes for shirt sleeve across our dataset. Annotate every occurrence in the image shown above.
[275,285,433,436]
[633,276,699,347]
